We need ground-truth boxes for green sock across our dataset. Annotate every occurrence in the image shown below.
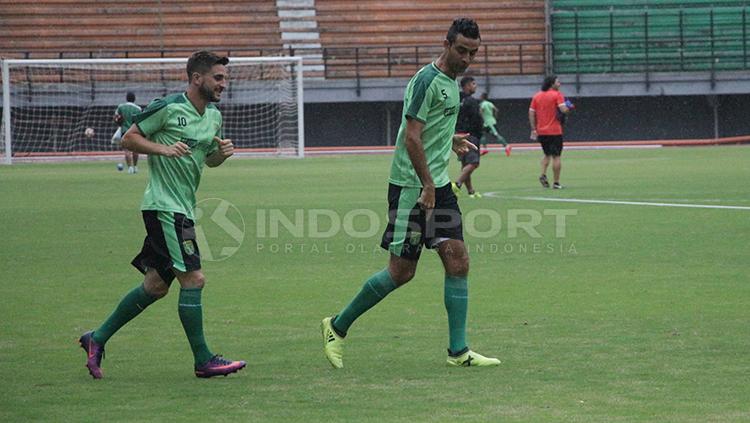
[444,275,468,354]
[333,269,397,335]
[92,284,157,345]
[178,288,214,366]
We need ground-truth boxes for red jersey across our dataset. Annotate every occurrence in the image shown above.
[530,89,565,135]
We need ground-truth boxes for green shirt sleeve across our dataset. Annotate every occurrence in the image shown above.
[135,98,169,137]
[405,77,435,124]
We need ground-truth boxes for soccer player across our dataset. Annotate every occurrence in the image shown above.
[113,92,142,174]
[321,18,501,368]
[79,51,246,379]
[452,76,484,199]
[479,92,511,156]
[529,75,571,189]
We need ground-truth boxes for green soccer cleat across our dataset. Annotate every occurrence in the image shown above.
[468,192,482,199]
[446,349,501,367]
[321,317,344,368]
[451,182,461,196]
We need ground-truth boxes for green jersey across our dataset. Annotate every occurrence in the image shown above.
[134,92,221,219]
[389,62,460,188]
[480,100,497,127]
[115,102,142,134]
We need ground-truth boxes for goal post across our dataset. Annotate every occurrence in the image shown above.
[0,56,304,164]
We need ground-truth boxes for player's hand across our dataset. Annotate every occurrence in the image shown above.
[452,133,477,156]
[213,136,234,159]
[113,113,123,124]
[163,141,191,158]
[564,99,575,110]
[417,185,436,218]
[530,129,538,141]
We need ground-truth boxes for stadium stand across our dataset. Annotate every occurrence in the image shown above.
[315,0,546,77]
[551,0,750,73]
[0,0,282,58]
[0,0,546,78]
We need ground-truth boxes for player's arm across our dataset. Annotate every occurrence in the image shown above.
[206,136,234,167]
[404,117,435,210]
[122,124,190,157]
[528,108,537,140]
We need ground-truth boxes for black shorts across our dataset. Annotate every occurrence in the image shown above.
[459,135,481,166]
[380,183,463,261]
[131,210,201,284]
[538,134,564,156]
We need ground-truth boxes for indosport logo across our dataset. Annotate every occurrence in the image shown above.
[193,198,245,262]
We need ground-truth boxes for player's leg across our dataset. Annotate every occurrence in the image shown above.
[551,136,563,188]
[455,163,477,191]
[322,184,422,368]
[173,269,246,377]
[436,239,469,355]
[79,211,173,379]
[332,253,415,335]
[132,151,139,173]
[552,155,562,187]
[539,137,552,187]
[436,240,500,367]
[479,128,490,155]
[124,149,134,173]
[155,211,244,377]
[92,268,167,345]
[430,187,499,366]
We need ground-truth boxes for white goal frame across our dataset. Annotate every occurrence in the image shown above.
[1,56,305,164]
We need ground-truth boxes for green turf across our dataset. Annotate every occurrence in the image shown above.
[1,146,749,422]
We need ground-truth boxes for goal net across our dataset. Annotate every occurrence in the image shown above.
[1,56,304,164]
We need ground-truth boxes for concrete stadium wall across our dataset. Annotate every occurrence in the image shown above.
[303,94,750,146]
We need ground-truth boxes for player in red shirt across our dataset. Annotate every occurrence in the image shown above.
[529,75,572,189]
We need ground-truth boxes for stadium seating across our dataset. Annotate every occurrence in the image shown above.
[551,0,750,73]
[0,0,546,78]
[315,0,546,77]
[0,0,282,58]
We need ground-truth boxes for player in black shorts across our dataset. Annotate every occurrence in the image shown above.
[451,76,484,198]
[320,19,500,369]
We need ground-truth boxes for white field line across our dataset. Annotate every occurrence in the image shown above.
[482,192,750,211]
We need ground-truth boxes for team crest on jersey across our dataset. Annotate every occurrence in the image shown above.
[181,137,198,148]
[183,240,196,256]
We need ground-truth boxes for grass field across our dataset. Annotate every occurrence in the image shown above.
[1,146,749,422]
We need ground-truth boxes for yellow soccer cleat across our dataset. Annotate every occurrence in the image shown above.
[321,317,344,368]
[451,182,461,196]
[446,349,501,367]
[468,192,482,199]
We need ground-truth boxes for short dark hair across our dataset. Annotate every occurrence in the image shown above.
[446,18,480,44]
[542,75,558,91]
[480,92,489,100]
[126,92,135,102]
[460,76,475,88]
[186,50,229,79]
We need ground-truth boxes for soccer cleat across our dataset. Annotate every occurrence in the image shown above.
[451,182,461,196]
[446,349,501,367]
[79,330,105,379]
[480,149,489,156]
[321,316,344,368]
[552,182,564,189]
[505,145,512,157]
[194,355,246,378]
[539,175,550,188]
[468,192,483,199]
